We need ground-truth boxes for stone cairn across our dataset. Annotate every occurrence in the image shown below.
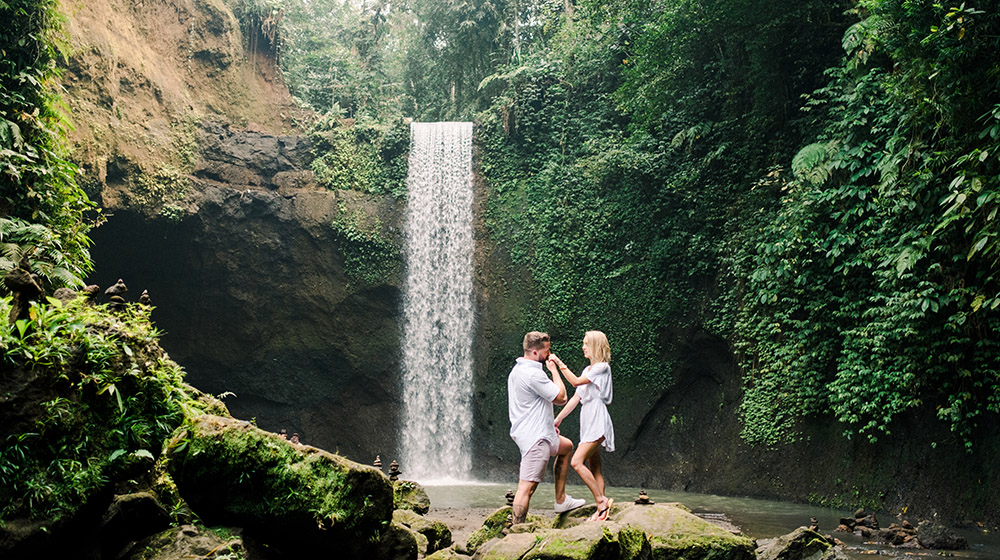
[635,490,654,505]
[4,264,152,325]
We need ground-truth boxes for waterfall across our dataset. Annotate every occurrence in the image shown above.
[400,122,475,481]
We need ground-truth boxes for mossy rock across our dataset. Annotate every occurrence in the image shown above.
[755,527,838,560]
[373,520,420,560]
[394,479,431,514]
[425,546,473,559]
[120,524,244,560]
[475,523,650,560]
[164,414,393,557]
[394,509,453,554]
[466,506,551,553]
[615,504,755,560]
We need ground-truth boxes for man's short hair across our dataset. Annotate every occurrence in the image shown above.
[523,331,550,352]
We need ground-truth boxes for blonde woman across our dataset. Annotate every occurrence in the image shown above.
[548,330,615,521]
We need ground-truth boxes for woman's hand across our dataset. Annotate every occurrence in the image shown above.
[546,357,559,374]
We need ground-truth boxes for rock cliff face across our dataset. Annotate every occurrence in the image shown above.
[88,122,404,462]
[61,0,405,463]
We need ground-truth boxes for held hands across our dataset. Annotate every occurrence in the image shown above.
[546,355,561,375]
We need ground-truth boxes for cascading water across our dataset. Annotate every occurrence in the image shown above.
[400,122,475,481]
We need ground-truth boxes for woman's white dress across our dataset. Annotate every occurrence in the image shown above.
[578,362,614,452]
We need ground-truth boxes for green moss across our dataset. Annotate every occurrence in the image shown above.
[166,415,393,539]
[0,296,195,524]
[393,480,430,514]
[329,201,399,285]
[467,506,510,552]
[309,116,409,198]
[393,509,452,553]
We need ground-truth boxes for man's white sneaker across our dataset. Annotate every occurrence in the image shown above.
[553,495,586,513]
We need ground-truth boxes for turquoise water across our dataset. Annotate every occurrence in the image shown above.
[421,482,1000,559]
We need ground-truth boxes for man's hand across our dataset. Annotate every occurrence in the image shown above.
[546,356,560,375]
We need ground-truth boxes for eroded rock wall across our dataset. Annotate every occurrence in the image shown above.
[88,122,404,462]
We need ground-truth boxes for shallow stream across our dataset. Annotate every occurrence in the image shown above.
[421,482,1000,559]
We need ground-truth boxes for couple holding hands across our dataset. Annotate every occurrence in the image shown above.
[507,330,615,524]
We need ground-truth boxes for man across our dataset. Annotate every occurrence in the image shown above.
[508,331,586,523]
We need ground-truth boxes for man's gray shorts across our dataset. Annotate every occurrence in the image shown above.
[519,438,557,482]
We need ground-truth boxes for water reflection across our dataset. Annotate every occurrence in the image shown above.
[420,482,1000,559]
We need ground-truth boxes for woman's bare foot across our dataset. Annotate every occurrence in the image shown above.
[589,496,610,521]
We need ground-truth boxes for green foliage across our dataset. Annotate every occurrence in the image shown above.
[330,202,399,286]
[1,216,90,289]
[310,115,408,198]
[477,0,848,400]
[232,0,284,61]
[280,0,568,121]
[167,415,391,537]
[1,0,95,284]
[0,296,198,523]
[129,164,190,215]
[735,1,1000,448]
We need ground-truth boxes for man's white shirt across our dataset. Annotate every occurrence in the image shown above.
[508,357,560,456]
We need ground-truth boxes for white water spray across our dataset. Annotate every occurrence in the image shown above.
[400,122,475,481]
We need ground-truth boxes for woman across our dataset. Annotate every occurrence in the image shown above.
[548,330,615,521]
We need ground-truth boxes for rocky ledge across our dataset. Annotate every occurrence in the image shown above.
[445,502,756,560]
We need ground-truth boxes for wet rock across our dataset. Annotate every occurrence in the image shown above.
[466,506,551,554]
[756,526,845,560]
[916,521,968,550]
[164,414,393,558]
[394,479,431,514]
[394,509,453,555]
[118,524,244,560]
[473,531,538,559]
[373,521,419,560]
[876,522,917,547]
[195,121,314,189]
[99,491,171,555]
[4,268,42,323]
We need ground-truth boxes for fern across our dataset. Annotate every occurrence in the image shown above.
[791,142,835,186]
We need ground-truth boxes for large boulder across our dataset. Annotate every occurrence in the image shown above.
[755,526,845,560]
[118,524,244,560]
[99,491,172,556]
[616,504,755,560]
[471,503,753,560]
[164,414,393,557]
[474,522,649,560]
[916,521,968,550]
[394,509,453,554]
[394,479,431,514]
[466,506,551,554]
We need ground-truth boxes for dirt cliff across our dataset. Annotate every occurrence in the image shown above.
[58,0,405,463]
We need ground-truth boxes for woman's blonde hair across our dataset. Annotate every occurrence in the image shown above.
[584,330,611,364]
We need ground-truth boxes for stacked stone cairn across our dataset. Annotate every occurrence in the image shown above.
[836,509,968,550]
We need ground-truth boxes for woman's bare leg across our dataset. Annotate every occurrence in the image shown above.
[589,448,605,498]
[570,439,608,510]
